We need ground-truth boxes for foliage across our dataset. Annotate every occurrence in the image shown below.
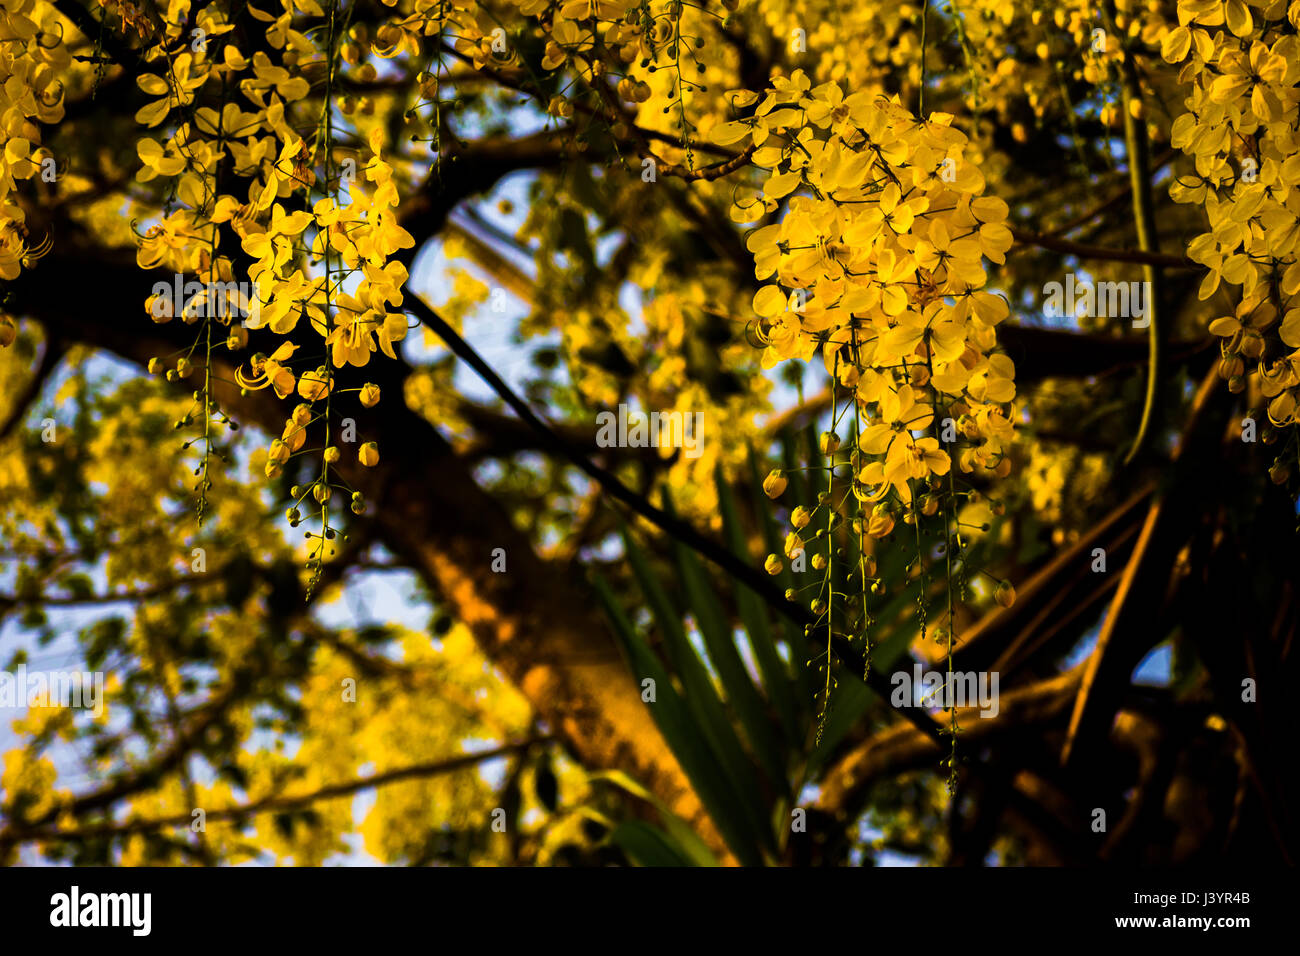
[0,0,1297,865]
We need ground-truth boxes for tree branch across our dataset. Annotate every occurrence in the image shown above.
[816,668,1084,823]
[8,241,729,858]
[1011,227,1192,270]
[5,738,551,844]
[405,293,949,747]
[0,337,66,443]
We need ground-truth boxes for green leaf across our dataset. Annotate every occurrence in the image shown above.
[61,573,95,600]
[715,462,801,748]
[558,207,595,273]
[661,490,787,794]
[611,820,695,867]
[593,770,718,867]
[620,522,776,844]
[780,428,809,508]
[592,573,766,865]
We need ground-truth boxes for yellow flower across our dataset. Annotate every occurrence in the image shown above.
[297,367,332,402]
[864,435,951,502]
[880,304,966,366]
[783,531,804,560]
[326,297,380,368]
[135,137,187,182]
[541,20,593,70]
[763,469,788,498]
[359,384,381,407]
[235,342,297,399]
[280,417,306,454]
[859,385,933,456]
[358,442,380,467]
[866,506,895,538]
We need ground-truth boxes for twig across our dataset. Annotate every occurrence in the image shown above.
[1011,227,1190,270]
[7,739,551,843]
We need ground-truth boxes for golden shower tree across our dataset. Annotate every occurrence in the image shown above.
[0,0,1296,864]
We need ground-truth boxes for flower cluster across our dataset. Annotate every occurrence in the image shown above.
[1161,0,1300,438]
[0,0,66,285]
[117,0,420,579]
[724,71,1016,512]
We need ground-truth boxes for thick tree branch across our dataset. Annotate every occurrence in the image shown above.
[816,668,1084,822]
[1061,367,1229,767]
[7,241,729,859]
[396,129,577,256]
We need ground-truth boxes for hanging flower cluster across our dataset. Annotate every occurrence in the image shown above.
[0,0,66,286]
[1162,2,1300,439]
[723,71,1017,511]
[120,0,417,586]
[719,70,1018,761]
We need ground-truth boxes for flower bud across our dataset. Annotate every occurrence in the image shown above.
[763,469,788,499]
[298,367,332,402]
[783,531,804,559]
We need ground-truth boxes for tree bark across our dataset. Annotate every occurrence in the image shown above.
[7,241,730,859]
